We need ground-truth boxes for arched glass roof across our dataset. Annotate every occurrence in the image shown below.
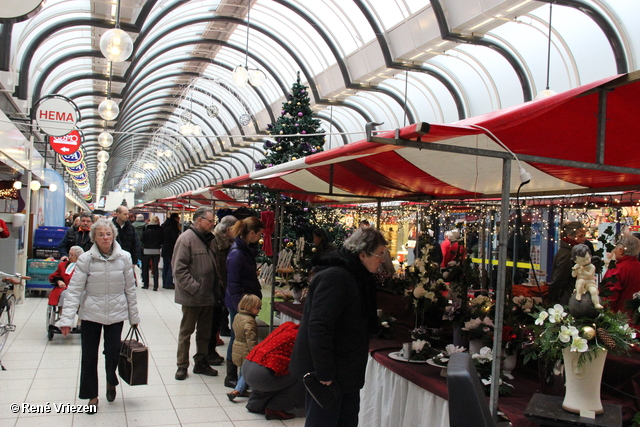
[1,0,639,202]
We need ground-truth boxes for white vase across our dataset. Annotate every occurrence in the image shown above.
[292,288,303,304]
[561,347,607,415]
[502,352,517,380]
[468,339,484,354]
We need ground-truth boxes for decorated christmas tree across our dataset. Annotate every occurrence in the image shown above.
[256,71,325,169]
[250,73,347,271]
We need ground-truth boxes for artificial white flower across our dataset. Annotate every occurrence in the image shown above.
[425,291,436,301]
[482,316,494,328]
[381,321,389,328]
[535,311,549,325]
[444,344,466,355]
[472,347,493,363]
[463,318,483,331]
[558,325,579,343]
[413,285,427,299]
[621,324,637,339]
[570,336,589,352]
[548,304,566,323]
[412,339,428,353]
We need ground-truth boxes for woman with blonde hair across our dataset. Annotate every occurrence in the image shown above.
[224,216,265,388]
[141,216,163,290]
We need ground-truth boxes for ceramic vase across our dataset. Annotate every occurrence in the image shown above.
[561,347,607,415]
[468,338,484,354]
[502,352,517,380]
[292,288,303,304]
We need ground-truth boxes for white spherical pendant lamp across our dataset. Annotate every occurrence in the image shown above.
[98,99,119,120]
[98,132,114,148]
[100,28,134,62]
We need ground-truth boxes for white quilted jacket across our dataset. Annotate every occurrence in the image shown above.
[56,241,140,327]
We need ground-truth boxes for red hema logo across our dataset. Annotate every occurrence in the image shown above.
[39,110,74,121]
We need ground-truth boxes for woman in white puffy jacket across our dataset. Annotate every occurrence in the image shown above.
[57,218,139,412]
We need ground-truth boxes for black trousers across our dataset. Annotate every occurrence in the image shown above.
[208,305,224,356]
[79,320,124,400]
[142,254,160,289]
[305,388,360,427]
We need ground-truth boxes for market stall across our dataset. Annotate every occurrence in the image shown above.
[212,72,640,424]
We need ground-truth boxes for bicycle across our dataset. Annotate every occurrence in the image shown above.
[0,271,29,370]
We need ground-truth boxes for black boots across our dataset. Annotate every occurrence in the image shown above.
[224,359,238,388]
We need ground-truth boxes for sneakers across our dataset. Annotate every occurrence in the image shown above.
[227,390,241,401]
[193,362,218,376]
[175,367,188,380]
[265,408,295,420]
[206,353,224,366]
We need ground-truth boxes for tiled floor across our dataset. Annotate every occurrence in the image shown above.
[0,279,305,427]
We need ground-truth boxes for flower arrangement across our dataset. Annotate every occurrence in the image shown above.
[472,347,514,396]
[409,338,432,362]
[457,295,495,342]
[527,303,637,365]
[432,344,466,366]
[405,246,448,326]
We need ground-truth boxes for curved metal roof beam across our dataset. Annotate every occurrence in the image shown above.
[429,0,533,102]
[32,50,109,102]
[124,16,403,123]
[277,0,463,120]
[536,0,627,73]
[15,18,138,99]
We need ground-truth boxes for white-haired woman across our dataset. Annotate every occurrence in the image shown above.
[290,227,388,425]
[48,245,84,307]
[57,218,139,413]
[603,234,640,321]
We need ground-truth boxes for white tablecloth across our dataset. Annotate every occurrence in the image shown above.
[278,313,300,324]
[359,356,450,427]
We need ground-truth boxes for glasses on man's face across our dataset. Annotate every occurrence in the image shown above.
[368,252,384,260]
[202,217,214,224]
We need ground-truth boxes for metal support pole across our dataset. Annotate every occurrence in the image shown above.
[269,198,282,333]
[376,200,382,229]
[596,89,608,164]
[490,158,512,419]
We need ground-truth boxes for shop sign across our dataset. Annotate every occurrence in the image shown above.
[49,130,81,155]
[36,97,77,136]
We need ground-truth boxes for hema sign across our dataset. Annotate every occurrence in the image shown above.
[35,97,78,136]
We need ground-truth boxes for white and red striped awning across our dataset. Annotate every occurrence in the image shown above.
[215,73,640,204]
[177,187,246,207]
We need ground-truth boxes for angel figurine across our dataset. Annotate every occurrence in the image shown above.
[571,244,603,309]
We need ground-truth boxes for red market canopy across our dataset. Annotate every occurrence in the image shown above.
[177,187,246,207]
[220,72,640,204]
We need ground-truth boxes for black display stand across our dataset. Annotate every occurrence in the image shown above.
[524,393,622,427]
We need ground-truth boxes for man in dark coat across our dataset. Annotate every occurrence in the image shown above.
[58,212,94,260]
[161,213,181,289]
[112,205,139,265]
[290,227,387,426]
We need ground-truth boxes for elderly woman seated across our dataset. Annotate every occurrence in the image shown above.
[48,245,84,308]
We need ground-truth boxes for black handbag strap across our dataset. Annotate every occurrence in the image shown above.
[121,325,146,352]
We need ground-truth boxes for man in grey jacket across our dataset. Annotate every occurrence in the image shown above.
[173,207,223,380]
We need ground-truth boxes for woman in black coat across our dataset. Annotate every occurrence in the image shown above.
[290,227,388,427]
[141,216,163,290]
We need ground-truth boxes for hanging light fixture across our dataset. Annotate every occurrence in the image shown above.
[98,131,114,147]
[98,99,119,120]
[30,180,41,191]
[232,1,266,87]
[179,87,203,136]
[97,162,108,172]
[13,181,22,190]
[536,5,557,99]
[97,150,110,163]
[99,0,133,63]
